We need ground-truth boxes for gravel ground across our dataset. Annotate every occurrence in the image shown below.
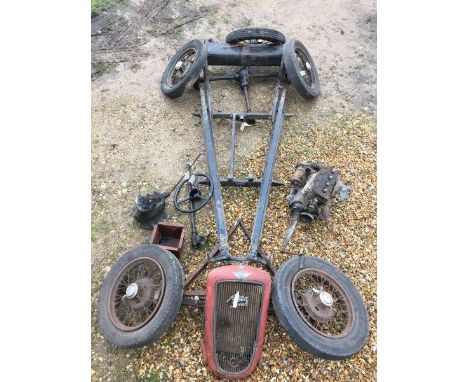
[91,0,376,381]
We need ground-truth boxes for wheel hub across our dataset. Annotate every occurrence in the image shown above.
[319,290,333,307]
[126,277,157,310]
[108,257,166,332]
[125,283,138,299]
[303,289,334,323]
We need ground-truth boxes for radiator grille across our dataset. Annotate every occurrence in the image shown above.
[214,281,264,374]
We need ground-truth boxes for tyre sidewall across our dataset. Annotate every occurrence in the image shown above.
[98,244,184,348]
[272,256,369,359]
[161,39,206,99]
[284,39,321,98]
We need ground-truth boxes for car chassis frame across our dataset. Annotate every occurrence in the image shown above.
[180,40,291,307]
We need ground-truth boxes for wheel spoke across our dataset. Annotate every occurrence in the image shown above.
[108,257,166,331]
[292,268,353,338]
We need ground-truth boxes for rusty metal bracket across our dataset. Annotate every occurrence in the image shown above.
[182,219,276,307]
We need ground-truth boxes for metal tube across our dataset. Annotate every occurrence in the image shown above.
[280,209,301,251]
[229,114,237,180]
[186,175,199,241]
[193,112,273,120]
[206,41,283,66]
[248,82,287,257]
[200,65,230,256]
[242,86,251,112]
[184,162,200,247]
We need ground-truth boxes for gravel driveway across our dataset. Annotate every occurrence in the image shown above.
[92,0,376,380]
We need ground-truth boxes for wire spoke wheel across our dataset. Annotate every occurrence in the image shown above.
[161,39,206,99]
[272,256,368,359]
[169,49,197,86]
[283,38,321,99]
[294,48,315,87]
[292,268,353,338]
[108,257,166,332]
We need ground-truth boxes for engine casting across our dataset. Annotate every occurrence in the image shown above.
[281,161,351,251]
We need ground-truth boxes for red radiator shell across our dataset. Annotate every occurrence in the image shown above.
[202,264,271,380]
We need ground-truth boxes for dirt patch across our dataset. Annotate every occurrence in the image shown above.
[91,0,217,78]
[92,0,376,380]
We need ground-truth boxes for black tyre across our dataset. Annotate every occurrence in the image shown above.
[161,39,206,99]
[98,244,184,348]
[272,256,368,360]
[226,28,286,44]
[283,38,321,98]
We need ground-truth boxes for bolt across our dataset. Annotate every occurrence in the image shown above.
[323,188,328,193]
[325,182,330,186]
[328,175,333,180]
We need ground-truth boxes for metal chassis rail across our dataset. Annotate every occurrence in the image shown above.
[197,57,288,264]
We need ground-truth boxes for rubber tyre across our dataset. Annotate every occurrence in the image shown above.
[272,256,369,360]
[98,244,184,348]
[161,39,206,99]
[283,38,321,98]
[226,28,286,44]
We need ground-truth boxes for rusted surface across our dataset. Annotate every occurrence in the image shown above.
[108,257,166,332]
[182,219,276,309]
[203,264,271,380]
[281,162,351,251]
[182,289,206,307]
[291,268,353,339]
[150,222,185,256]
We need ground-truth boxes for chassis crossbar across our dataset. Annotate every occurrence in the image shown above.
[197,58,288,264]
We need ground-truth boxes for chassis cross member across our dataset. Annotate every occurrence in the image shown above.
[98,28,369,380]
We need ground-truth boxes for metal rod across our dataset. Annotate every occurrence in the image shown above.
[229,114,237,180]
[206,41,283,66]
[280,209,301,251]
[200,64,230,256]
[167,152,202,195]
[248,75,287,257]
[192,112,293,119]
[183,162,200,247]
[199,72,277,83]
[239,67,251,113]
[208,74,238,81]
[271,64,285,121]
[243,86,251,112]
[199,177,284,187]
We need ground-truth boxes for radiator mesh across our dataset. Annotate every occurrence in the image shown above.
[214,281,264,374]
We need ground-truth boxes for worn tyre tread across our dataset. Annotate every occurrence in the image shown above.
[272,256,368,360]
[283,38,321,99]
[226,28,286,44]
[98,244,184,348]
